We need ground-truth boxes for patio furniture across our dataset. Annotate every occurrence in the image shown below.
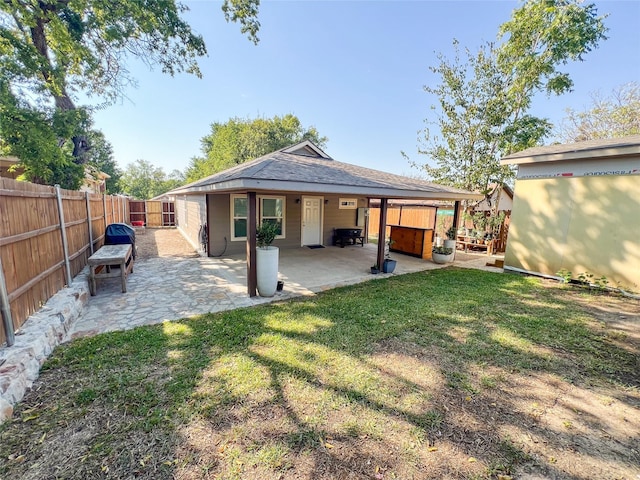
[88,244,133,295]
[333,228,364,247]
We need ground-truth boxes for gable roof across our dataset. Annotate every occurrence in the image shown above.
[171,141,481,201]
[501,135,640,165]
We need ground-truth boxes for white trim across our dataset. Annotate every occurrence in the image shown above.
[338,198,357,209]
[503,265,563,282]
[171,179,483,201]
[281,140,331,159]
[230,194,286,242]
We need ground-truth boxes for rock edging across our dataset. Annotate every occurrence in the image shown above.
[0,272,89,424]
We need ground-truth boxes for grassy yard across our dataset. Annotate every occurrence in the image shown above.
[1,268,638,479]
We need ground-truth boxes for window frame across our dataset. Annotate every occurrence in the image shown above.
[230,194,286,241]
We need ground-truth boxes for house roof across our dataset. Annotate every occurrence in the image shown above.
[171,142,482,201]
[501,135,640,165]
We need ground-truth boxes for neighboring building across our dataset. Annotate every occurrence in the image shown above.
[501,135,640,292]
[169,141,481,295]
[0,157,109,193]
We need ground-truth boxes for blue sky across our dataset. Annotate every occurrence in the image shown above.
[90,0,640,177]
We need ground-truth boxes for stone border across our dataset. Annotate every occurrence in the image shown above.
[0,271,90,423]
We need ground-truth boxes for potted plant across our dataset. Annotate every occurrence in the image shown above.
[444,225,457,251]
[256,221,280,297]
[382,239,397,273]
[371,264,380,274]
[432,245,454,264]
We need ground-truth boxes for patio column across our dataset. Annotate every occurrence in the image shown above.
[246,191,257,297]
[376,198,388,269]
[452,200,461,232]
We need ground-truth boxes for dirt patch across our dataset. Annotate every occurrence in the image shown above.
[134,228,198,259]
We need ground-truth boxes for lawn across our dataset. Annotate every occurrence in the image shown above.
[1,268,638,479]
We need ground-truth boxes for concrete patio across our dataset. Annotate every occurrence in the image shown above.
[66,229,504,340]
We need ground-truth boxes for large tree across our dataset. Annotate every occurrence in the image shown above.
[119,159,184,200]
[0,0,260,187]
[415,0,607,213]
[185,114,328,183]
[85,130,122,195]
[558,82,640,142]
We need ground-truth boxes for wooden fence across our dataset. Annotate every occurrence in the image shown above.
[129,200,175,227]
[0,178,128,346]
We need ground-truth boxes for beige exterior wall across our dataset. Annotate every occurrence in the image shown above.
[206,193,367,256]
[505,174,640,292]
[176,194,207,253]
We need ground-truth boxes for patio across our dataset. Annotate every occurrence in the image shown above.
[66,228,503,340]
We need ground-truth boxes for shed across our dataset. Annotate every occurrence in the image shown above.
[501,135,640,292]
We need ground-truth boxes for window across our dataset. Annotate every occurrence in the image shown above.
[231,194,286,240]
[338,198,357,209]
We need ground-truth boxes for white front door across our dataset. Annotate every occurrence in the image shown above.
[301,197,323,246]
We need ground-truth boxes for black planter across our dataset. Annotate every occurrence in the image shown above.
[371,266,380,274]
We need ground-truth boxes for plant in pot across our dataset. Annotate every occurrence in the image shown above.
[432,245,454,264]
[256,221,280,297]
[382,239,397,273]
[444,225,457,251]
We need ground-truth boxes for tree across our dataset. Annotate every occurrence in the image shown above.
[185,114,328,182]
[414,0,607,218]
[558,82,640,142]
[0,0,260,186]
[85,130,122,195]
[119,160,184,200]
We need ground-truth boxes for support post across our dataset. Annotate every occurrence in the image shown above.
[103,194,107,228]
[0,254,15,347]
[246,192,257,297]
[86,192,94,255]
[452,200,461,233]
[376,198,388,270]
[55,185,73,286]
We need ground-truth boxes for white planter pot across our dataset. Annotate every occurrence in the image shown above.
[432,252,454,264]
[443,239,456,249]
[256,246,279,297]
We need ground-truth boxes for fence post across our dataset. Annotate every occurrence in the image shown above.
[85,192,94,255]
[55,185,73,286]
[103,194,107,227]
[0,254,15,347]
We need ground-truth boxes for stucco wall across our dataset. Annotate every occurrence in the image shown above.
[505,174,640,292]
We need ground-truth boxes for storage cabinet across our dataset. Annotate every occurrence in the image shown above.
[389,225,434,260]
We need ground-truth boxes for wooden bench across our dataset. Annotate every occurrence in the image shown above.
[456,239,494,255]
[88,244,134,295]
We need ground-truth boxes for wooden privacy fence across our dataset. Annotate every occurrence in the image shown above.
[0,178,129,347]
[129,200,175,227]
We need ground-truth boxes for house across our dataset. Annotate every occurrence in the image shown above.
[169,141,481,296]
[0,156,110,193]
[501,135,640,292]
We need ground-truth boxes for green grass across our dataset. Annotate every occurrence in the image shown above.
[1,268,638,479]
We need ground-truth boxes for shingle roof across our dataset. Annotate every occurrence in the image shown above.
[171,143,481,200]
[502,135,640,164]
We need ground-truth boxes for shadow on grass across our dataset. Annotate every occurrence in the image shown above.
[0,268,638,479]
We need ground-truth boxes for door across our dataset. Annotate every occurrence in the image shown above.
[301,196,323,246]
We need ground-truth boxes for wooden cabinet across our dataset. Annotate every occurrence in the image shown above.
[389,225,434,260]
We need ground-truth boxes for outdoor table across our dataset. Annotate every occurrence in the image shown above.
[88,244,133,295]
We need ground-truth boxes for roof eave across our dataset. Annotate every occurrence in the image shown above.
[501,144,640,165]
[170,178,482,201]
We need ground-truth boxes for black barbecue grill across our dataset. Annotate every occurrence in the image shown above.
[105,223,137,260]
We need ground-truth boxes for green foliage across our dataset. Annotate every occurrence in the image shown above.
[185,114,328,182]
[84,130,123,194]
[432,246,453,255]
[119,160,184,200]
[414,0,607,216]
[559,82,640,142]
[0,0,260,185]
[256,221,279,248]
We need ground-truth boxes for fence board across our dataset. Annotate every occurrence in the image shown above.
[0,178,128,346]
[146,201,163,227]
